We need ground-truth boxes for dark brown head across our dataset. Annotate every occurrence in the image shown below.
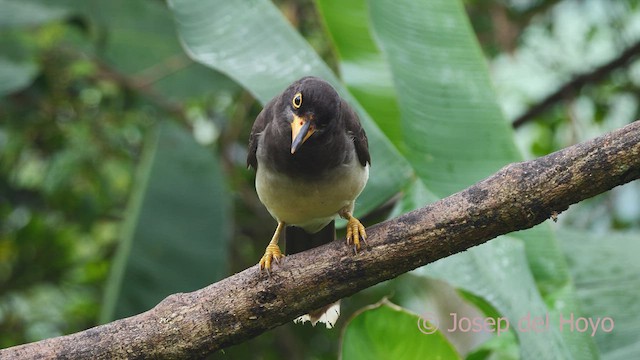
[276,76,341,154]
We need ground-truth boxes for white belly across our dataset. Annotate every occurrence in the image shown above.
[256,157,369,233]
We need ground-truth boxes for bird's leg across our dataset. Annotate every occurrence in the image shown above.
[339,209,367,254]
[259,221,285,273]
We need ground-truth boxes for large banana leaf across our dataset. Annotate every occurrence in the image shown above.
[101,121,230,321]
[559,229,640,359]
[315,0,403,148]
[167,0,596,357]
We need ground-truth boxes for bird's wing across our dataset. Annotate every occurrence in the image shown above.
[247,98,276,169]
[341,99,370,166]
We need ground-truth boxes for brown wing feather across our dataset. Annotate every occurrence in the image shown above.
[247,98,277,169]
[341,99,370,166]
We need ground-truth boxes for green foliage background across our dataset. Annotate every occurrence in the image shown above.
[1,0,639,359]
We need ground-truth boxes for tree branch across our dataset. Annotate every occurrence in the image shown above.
[512,39,640,128]
[3,121,640,359]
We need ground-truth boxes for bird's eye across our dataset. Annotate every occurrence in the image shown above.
[292,93,302,109]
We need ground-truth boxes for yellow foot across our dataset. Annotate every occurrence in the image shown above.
[345,216,367,254]
[259,243,284,273]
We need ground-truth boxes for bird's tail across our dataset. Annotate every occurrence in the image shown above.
[286,221,340,328]
[294,301,341,329]
[285,220,335,255]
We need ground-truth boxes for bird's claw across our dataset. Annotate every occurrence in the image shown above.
[345,217,367,254]
[259,243,284,274]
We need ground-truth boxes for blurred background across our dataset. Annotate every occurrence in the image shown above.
[1,0,639,359]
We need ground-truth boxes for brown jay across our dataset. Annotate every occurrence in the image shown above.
[247,76,370,327]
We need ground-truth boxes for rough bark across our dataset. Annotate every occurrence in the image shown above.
[2,121,640,359]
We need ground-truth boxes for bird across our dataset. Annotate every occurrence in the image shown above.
[247,76,370,328]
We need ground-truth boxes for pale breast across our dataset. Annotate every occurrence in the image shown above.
[256,156,369,233]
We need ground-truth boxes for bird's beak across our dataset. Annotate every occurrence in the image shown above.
[291,114,315,154]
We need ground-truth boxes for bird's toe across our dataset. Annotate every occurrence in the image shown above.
[346,217,367,254]
[259,243,284,273]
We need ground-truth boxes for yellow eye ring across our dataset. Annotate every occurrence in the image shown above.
[292,92,302,109]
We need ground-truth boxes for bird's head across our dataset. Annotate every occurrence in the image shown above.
[280,77,341,154]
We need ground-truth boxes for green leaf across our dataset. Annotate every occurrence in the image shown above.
[466,332,520,360]
[559,229,640,359]
[315,0,403,148]
[460,291,520,360]
[166,0,414,216]
[101,121,230,321]
[368,0,520,193]
[341,301,461,360]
